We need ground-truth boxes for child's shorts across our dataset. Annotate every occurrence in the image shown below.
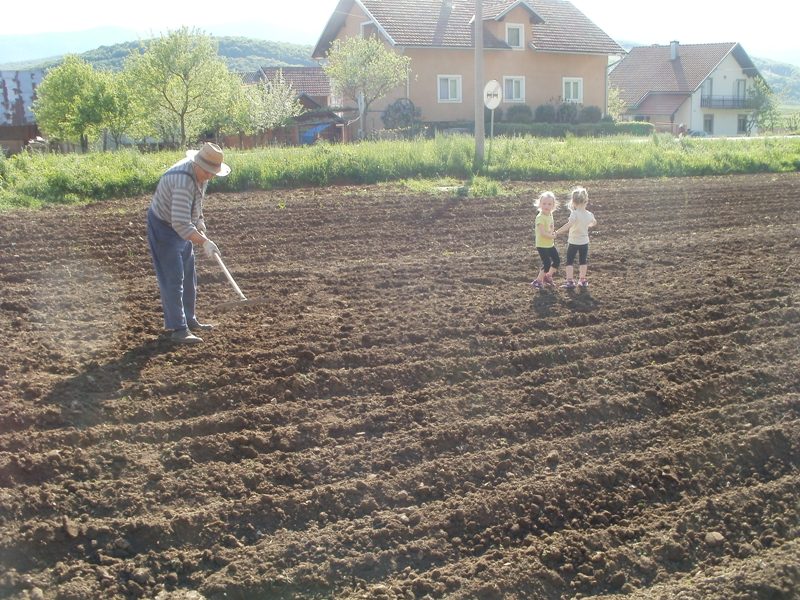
[566,243,589,266]
[537,246,560,271]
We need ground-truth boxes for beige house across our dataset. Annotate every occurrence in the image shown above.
[609,41,764,136]
[313,0,624,135]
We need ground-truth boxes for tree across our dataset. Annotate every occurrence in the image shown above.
[33,55,106,152]
[247,70,305,133]
[97,70,148,149]
[125,27,233,147]
[323,35,410,138]
[219,71,305,147]
[606,86,627,122]
[200,70,251,145]
[747,76,779,134]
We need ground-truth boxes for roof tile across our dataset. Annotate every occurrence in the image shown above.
[352,0,623,54]
[251,66,331,97]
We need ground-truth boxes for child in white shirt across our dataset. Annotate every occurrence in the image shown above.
[555,186,596,288]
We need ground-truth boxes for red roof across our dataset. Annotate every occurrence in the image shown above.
[244,67,331,97]
[634,93,690,116]
[314,0,623,57]
[609,42,759,109]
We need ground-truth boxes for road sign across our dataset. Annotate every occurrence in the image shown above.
[483,80,502,110]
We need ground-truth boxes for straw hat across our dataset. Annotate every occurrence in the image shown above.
[186,142,231,177]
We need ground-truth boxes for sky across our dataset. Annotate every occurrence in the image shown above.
[2,0,799,65]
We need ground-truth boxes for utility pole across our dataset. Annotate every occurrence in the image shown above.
[474,0,485,169]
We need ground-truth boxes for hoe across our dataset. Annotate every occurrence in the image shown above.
[213,253,265,311]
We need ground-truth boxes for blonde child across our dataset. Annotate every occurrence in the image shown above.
[531,191,560,289]
[555,186,596,288]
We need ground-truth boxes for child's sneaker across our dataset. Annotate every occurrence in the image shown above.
[560,279,576,289]
[543,274,555,286]
[531,280,543,289]
[578,279,589,287]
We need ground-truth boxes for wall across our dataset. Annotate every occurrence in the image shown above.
[689,53,758,136]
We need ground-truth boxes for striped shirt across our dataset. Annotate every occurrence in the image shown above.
[149,158,207,239]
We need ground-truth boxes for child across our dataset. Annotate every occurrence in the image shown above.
[531,191,560,289]
[555,186,596,288]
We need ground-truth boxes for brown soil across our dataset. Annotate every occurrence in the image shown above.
[0,173,798,600]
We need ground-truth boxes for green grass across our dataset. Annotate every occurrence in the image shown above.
[2,134,799,211]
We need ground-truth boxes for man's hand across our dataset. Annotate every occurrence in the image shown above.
[203,240,220,258]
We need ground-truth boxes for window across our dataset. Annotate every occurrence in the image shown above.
[506,24,524,49]
[738,114,748,134]
[703,114,714,134]
[563,78,583,103]
[438,75,462,103]
[701,78,713,98]
[735,79,747,99]
[503,76,525,102]
[360,21,377,37]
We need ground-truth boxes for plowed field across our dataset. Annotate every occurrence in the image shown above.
[0,173,798,600]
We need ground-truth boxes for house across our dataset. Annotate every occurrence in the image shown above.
[231,66,345,146]
[312,0,625,136]
[258,66,332,108]
[609,41,763,136]
[0,70,43,155]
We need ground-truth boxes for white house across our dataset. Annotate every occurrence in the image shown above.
[610,41,764,136]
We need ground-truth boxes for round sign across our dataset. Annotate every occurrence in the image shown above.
[483,80,502,110]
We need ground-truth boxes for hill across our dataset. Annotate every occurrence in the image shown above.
[753,57,800,105]
[0,36,316,72]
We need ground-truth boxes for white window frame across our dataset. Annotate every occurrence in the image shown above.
[703,114,714,134]
[737,114,748,134]
[437,75,462,103]
[735,79,747,99]
[701,78,713,98]
[563,77,583,103]
[506,23,524,49]
[503,76,526,103]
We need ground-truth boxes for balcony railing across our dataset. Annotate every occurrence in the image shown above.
[701,95,756,109]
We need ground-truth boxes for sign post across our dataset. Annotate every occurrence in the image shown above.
[483,80,502,165]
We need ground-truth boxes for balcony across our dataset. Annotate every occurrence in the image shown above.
[700,95,756,109]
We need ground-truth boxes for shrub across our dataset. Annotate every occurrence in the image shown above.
[504,104,534,123]
[578,105,603,123]
[382,98,420,132]
[615,122,656,136]
[557,102,579,124]
[493,122,656,138]
[535,104,556,123]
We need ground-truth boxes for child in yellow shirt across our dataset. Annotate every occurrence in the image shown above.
[531,191,560,289]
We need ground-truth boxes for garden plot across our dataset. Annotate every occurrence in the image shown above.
[0,173,798,599]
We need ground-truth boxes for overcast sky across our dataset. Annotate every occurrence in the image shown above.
[3,0,799,64]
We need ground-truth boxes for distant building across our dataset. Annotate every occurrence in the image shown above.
[0,69,44,154]
[610,41,764,136]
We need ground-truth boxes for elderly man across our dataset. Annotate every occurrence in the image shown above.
[146,142,231,344]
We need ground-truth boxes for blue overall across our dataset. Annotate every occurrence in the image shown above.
[146,208,197,331]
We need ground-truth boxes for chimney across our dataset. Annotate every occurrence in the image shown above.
[670,40,679,60]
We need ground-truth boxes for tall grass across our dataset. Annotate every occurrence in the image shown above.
[2,135,799,210]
